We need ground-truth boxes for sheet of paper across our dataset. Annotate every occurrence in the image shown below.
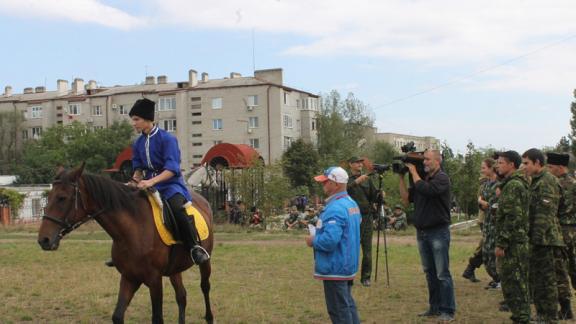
[308,224,316,236]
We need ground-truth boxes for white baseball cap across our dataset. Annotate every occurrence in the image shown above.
[313,166,349,184]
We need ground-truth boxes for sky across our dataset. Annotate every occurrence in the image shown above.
[1,0,575,154]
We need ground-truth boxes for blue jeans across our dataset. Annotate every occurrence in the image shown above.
[416,225,456,315]
[323,280,360,324]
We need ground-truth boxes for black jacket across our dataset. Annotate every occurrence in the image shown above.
[409,169,451,230]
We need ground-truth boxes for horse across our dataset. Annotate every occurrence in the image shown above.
[187,164,219,189]
[37,164,214,324]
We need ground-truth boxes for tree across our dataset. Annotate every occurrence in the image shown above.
[15,121,133,183]
[0,111,24,174]
[282,138,320,193]
[368,141,397,164]
[453,142,482,217]
[570,91,576,156]
[556,136,572,153]
[317,90,374,166]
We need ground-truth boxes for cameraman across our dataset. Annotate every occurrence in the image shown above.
[398,149,455,322]
[347,156,379,287]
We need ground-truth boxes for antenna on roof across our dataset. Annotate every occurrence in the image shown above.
[145,65,149,77]
[252,28,256,74]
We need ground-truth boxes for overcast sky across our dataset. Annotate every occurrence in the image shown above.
[1,0,575,153]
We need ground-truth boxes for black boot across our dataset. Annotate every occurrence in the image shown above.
[462,264,480,282]
[559,298,574,320]
[185,217,210,265]
[105,259,114,267]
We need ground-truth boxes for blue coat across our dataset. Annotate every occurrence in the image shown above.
[132,126,192,201]
[313,191,361,280]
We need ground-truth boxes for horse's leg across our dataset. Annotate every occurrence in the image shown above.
[169,272,187,324]
[112,275,141,324]
[200,261,214,323]
[148,276,164,324]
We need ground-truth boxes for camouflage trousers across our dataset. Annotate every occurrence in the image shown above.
[497,242,530,324]
[360,213,373,281]
[530,245,560,322]
[554,246,571,300]
[482,214,499,281]
[561,226,576,290]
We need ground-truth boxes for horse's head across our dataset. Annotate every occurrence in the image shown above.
[188,165,219,189]
[38,163,89,251]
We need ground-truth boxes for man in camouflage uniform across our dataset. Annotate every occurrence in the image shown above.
[494,151,531,324]
[481,158,502,289]
[347,156,379,287]
[547,152,575,320]
[523,148,566,323]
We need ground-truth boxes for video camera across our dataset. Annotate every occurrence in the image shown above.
[391,142,426,176]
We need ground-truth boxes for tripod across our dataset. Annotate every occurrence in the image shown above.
[374,173,390,287]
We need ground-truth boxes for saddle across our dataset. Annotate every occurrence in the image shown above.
[147,194,209,246]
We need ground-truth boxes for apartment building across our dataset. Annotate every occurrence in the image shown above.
[0,68,319,169]
[375,132,440,152]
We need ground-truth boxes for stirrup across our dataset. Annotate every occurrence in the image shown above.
[191,245,210,265]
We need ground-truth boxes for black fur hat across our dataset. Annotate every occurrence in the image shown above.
[129,98,155,121]
[547,152,570,166]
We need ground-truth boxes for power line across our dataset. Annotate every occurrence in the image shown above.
[374,33,576,109]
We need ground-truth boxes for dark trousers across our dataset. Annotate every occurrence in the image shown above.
[360,213,373,281]
[416,225,456,315]
[323,280,360,324]
[167,193,198,248]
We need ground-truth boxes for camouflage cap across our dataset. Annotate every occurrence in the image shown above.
[347,156,364,163]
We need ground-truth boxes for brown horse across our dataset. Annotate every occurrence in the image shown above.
[37,164,214,324]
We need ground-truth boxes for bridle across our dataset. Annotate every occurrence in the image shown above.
[42,179,107,239]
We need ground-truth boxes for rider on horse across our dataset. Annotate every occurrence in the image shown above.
[108,98,210,266]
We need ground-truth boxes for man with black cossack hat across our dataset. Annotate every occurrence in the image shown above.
[547,152,576,320]
[347,156,379,287]
[107,98,210,267]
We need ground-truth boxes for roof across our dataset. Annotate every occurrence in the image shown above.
[1,76,318,103]
[201,143,262,169]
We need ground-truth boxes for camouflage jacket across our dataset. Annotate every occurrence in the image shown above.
[528,170,564,246]
[495,170,530,249]
[479,178,498,224]
[557,172,576,226]
[347,173,378,215]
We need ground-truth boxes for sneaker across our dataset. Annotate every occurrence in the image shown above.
[437,313,455,322]
[191,245,210,265]
[485,281,500,290]
[105,259,115,267]
[361,279,371,287]
[418,310,441,317]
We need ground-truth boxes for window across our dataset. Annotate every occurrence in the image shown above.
[213,140,223,146]
[308,98,317,110]
[212,119,223,130]
[246,95,258,106]
[162,119,177,132]
[193,154,203,158]
[212,98,222,109]
[32,198,43,217]
[249,138,260,149]
[296,99,300,108]
[192,121,202,125]
[191,97,201,102]
[192,112,202,116]
[192,133,202,137]
[30,106,42,119]
[283,115,293,128]
[283,91,289,105]
[119,105,128,115]
[68,104,80,115]
[92,105,102,116]
[249,117,259,128]
[159,97,176,111]
[93,125,104,130]
[311,119,316,131]
[283,136,292,150]
[32,127,42,139]
[192,142,202,146]
[22,130,28,140]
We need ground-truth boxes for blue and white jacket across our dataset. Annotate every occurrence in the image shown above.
[313,191,361,280]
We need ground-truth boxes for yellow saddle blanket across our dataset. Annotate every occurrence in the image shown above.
[147,194,210,246]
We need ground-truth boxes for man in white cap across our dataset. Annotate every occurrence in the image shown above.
[305,166,361,324]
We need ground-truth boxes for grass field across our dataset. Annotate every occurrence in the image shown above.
[0,223,514,323]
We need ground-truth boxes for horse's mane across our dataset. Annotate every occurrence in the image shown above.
[56,171,145,214]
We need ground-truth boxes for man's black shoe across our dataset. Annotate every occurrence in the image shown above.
[191,245,210,265]
[417,310,440,317]
[361,279,371,287]
[462,265,480,283]
[105,259,115,267]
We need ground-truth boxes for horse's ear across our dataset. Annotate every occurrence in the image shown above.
[71,162,86,181]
